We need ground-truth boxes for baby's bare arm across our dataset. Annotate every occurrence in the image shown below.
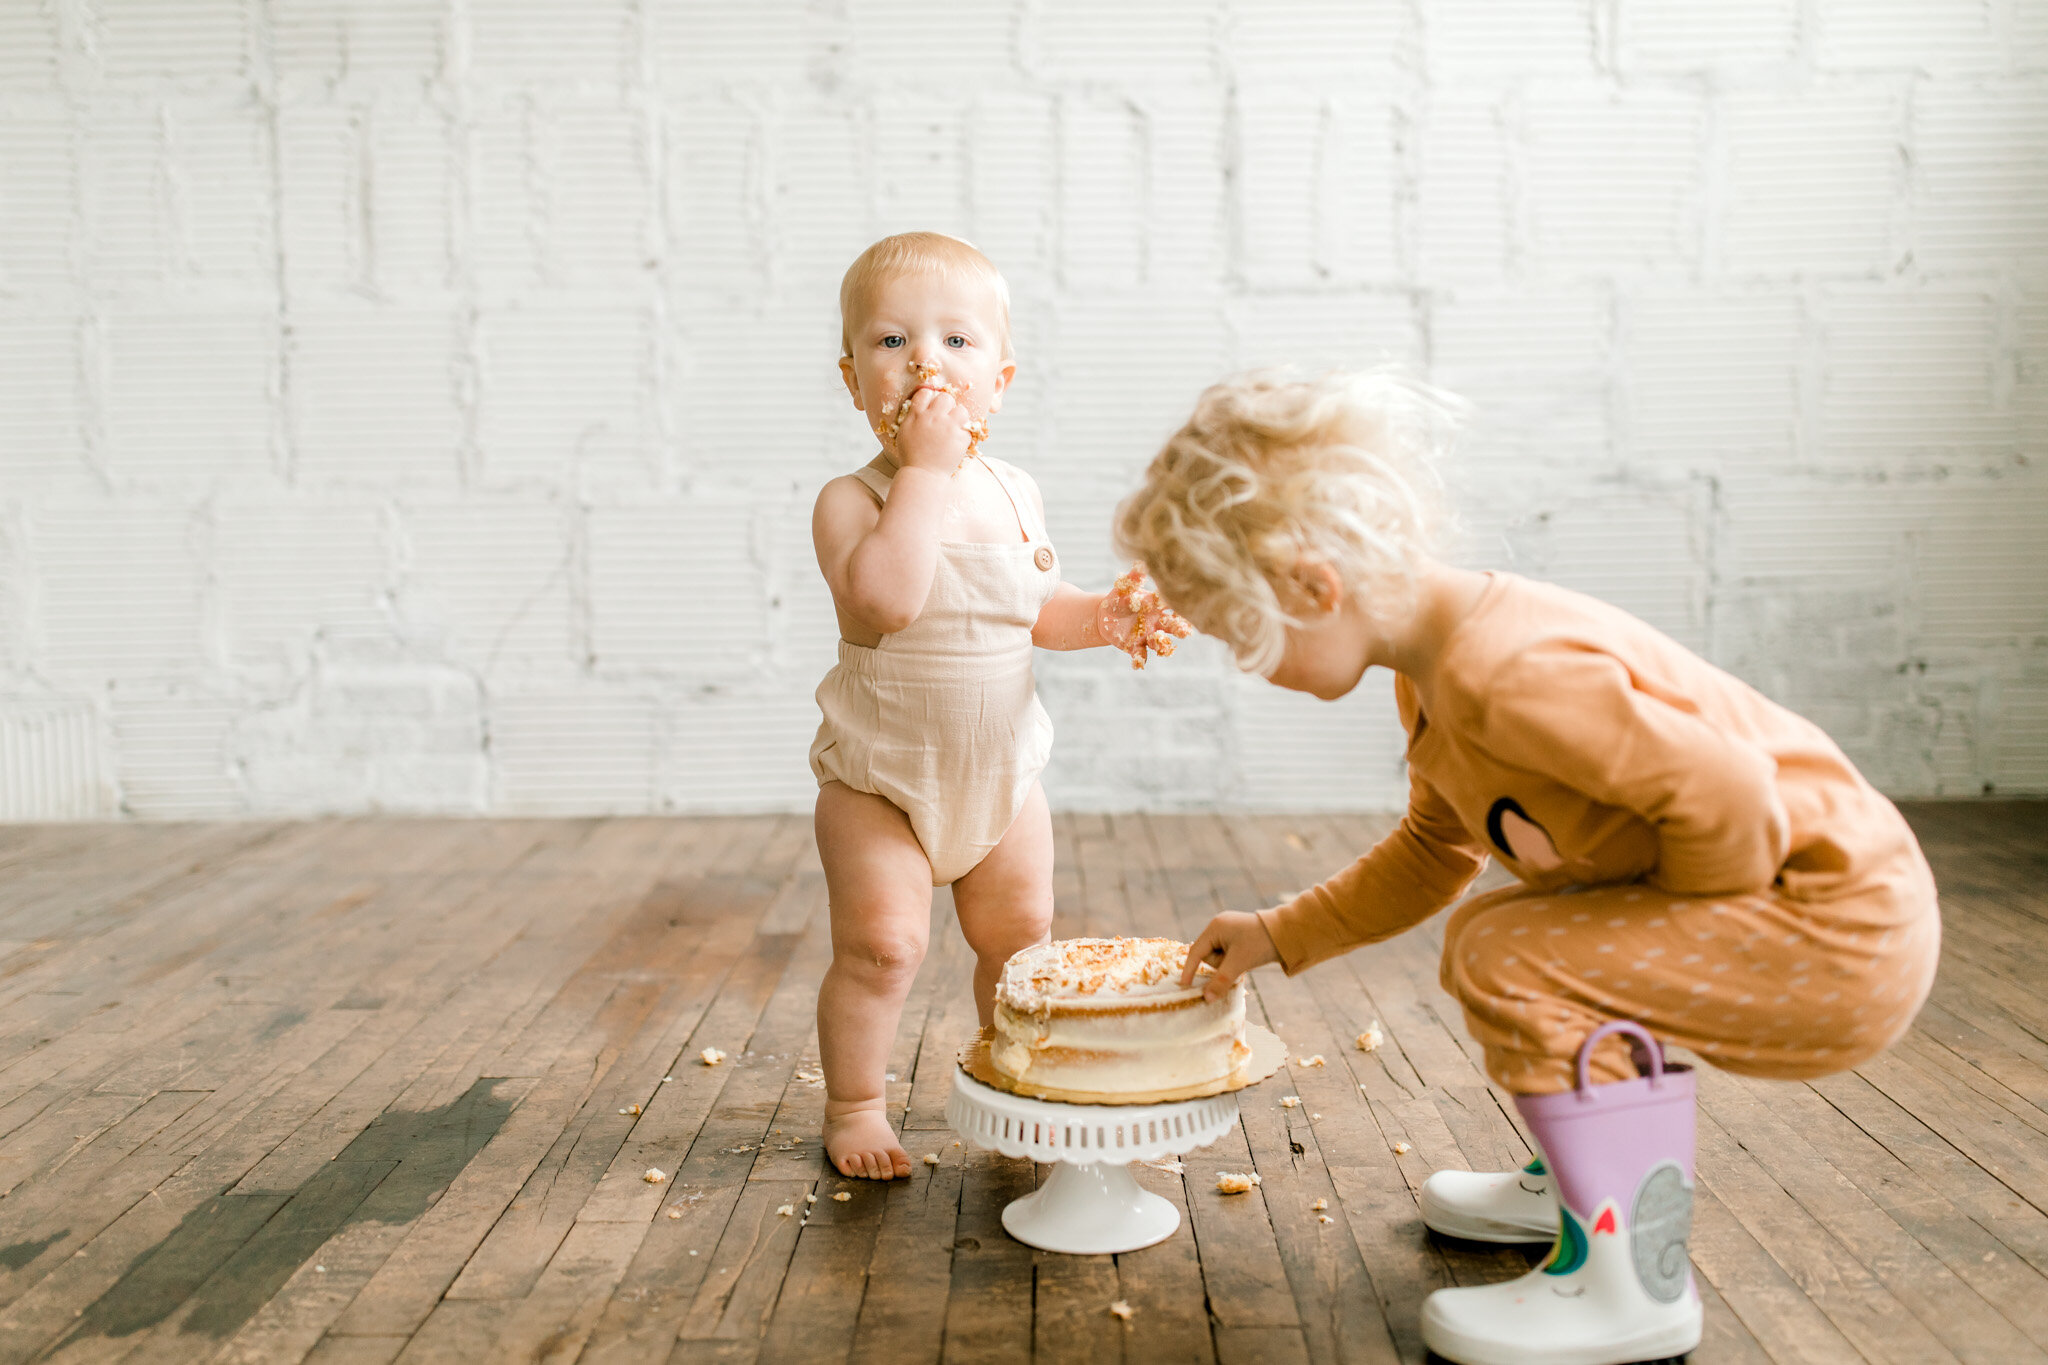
[816,389,981,636]
[1030,582,1110,651]
[813,469,949,636]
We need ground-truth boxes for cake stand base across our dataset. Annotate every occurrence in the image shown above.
[1000,1159,1180,1255]
[945,1057,1275,1256]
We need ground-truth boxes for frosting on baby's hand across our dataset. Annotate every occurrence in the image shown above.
[874,360,988,471]
[1096,562,1193,669]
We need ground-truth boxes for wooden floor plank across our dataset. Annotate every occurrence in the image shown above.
[1696,1099,1964,1365]
[844,1140,962,1365]
[1808,1067,2048,1278]
[485,1220,648,1363]
[1697,1068,2046,1363]
[1031,1245,1120,1365]
[940,1153,1034,1365]
[1689,1179,1867,1365]
[449,875,782,1301]
[1749,1074,2048,1350]
[1111,1165,1216,1365]
[755,1170,888,1365]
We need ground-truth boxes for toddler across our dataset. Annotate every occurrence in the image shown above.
[809,233,1185,1180]
[1120,371,1939,1365]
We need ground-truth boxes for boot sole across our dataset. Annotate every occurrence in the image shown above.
[1421,1308,1702,1365]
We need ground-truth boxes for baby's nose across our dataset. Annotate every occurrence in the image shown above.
[908,358,941,381]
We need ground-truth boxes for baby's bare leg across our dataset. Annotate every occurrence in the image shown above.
[815,781,932,1181]
[953,782,1056,1028]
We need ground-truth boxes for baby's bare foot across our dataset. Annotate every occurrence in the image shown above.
[823,1099,912,1180]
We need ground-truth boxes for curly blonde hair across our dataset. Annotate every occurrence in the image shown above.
[1113,370,1463,676]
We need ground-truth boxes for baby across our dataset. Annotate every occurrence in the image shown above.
[808,232,1187,1180]
[1120,370,1939,1365]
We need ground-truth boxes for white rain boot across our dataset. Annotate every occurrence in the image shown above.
[1420,1022,1703,1365]
[1419,1155,1557,1243]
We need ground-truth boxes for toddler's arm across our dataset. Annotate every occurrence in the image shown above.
[813,389,977,635]
[1256,772,1488,973]
[1178,774,1483,995]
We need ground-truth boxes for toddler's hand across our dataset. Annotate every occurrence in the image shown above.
[1179,911,1281,1001]
[1096,561,1194,669]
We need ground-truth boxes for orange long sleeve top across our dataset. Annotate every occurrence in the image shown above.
[1258,574,1927,974]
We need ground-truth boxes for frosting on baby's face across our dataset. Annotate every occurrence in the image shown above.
[839,268,1014,453]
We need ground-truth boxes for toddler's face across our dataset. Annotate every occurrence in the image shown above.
[1262,565,1373,700]
[840,270,1014,447]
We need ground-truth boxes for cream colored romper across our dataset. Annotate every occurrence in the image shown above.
[809,455,1060,886]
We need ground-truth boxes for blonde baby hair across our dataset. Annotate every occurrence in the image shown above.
[838,231,1013,360]
[1113,369,1464,677]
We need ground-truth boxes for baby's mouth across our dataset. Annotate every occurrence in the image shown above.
[874,371,991,458]
[905,360,966,397]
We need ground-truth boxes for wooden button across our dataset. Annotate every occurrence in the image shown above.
[1034,546,1055,572]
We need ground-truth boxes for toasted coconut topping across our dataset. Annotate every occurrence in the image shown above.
[996,937,1207,1014]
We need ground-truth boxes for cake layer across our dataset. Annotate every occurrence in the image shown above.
[991,937,1247,1096]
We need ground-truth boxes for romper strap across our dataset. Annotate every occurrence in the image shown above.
[980,456,1047,543]
[848,463,891,507]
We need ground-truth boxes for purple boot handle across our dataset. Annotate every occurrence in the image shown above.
[1574,1021,1667,1098]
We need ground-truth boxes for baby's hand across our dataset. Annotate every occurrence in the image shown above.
[1179,912,1281,1001]
[1095,561,1194,669]
[887,386,977,474]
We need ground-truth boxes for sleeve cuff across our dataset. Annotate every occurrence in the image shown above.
[1258,897,1342,976]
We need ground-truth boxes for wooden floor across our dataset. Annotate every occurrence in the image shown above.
[0,806,2043,1364]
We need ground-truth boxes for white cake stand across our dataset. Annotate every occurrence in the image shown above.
[945,1069,1241,1254]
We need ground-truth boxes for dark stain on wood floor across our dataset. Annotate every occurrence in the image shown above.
[0,804,2041,1363]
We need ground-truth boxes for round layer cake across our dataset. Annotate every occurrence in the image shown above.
[991,937,1249,1097]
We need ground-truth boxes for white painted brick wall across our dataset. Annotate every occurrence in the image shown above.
[2,0,2043,819]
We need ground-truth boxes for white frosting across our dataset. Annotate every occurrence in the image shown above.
[991,937,1248,1095]
[996,937,1196,1011]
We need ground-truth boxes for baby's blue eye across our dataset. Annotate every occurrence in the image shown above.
[881,335,904,349]
[946,335,967,348]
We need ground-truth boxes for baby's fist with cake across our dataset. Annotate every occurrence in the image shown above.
[991,937,1251,1099]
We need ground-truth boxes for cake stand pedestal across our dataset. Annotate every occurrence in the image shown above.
[945,1070,1241,1254]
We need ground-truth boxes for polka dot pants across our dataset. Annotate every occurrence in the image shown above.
[1440,867,1941,1094]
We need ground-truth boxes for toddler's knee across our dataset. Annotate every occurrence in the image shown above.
[1443,910,1518,995]
[838,929,927,984]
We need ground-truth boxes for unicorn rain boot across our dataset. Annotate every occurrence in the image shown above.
[1419,1154,1558,1243]
[1419,1022,1703,1365]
